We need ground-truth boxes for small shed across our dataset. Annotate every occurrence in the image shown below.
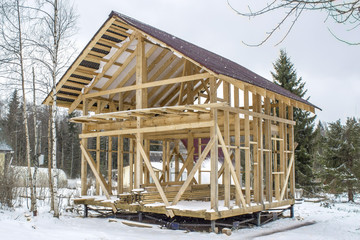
[43,11,319,220]
[0,142,13,173]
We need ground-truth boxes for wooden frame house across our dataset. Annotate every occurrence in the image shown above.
[43,11,319,221]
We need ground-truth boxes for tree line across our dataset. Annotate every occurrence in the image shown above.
[273,50,360,201]
[0,90,81,178]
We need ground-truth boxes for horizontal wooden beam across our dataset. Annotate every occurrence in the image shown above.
[219,106,295,125]
[79,121,213,138]
[83,73,211,99]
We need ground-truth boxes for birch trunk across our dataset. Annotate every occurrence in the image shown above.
[51,0,60,218]
[16,0,36,215]
[32,67,38,216]
[48,106,54,211]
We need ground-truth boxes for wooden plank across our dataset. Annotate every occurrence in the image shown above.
[172,137,215,205]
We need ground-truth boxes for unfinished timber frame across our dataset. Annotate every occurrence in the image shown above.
[43,11,318,220]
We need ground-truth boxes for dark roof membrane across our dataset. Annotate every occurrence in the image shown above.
[110,11,319,111]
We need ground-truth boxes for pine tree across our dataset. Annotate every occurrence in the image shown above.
[321,118,360,201]
[271,49,316,191]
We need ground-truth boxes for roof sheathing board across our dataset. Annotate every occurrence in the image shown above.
[110,11,319,111]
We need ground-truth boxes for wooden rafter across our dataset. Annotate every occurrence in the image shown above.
[68,33,136,113]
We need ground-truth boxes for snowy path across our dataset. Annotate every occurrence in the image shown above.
[1,201,359,239]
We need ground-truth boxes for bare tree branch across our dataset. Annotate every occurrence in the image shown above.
[227,0,360,45]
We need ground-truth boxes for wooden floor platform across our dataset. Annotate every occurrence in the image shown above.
[74,184,294,221]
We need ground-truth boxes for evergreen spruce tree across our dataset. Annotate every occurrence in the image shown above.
[321,118,360,201]
[0,90,24,165]
[271,49,316,191]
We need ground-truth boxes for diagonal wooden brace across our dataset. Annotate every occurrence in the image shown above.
[80,143,117,213]
[216,125,247,208]
[280,152,295,201]
[137,142,174,218]
[172,137,215,206]
[174,147,196,182]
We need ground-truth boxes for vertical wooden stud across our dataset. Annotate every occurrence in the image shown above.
[234,86,241,206]
[81,99,89,196]
[96,136,100,195]
[108,136,113,194]
[244,87,251,205]
[210,77,218,211]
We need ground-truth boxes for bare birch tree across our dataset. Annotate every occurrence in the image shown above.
[33,0,77,217]
[0,0,37,214]
[227,0,360,46]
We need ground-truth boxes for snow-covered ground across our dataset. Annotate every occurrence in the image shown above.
[1,196,359,239]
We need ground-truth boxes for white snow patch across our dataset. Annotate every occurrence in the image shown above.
[0,196,359,239]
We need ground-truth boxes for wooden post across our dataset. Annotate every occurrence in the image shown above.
[187,132,194,177]
[135,34,147,189]
[252,93,259,203]
[162,141,166,182]
[234,86,241,206]
[278,101,285,201]
[264,97,272,202]
[289,106,295,198]
[144,139,150,184]
[166,140,171,182]
[81,99,89,196]
[96,136,100,195]
[244,87,251,205]
[129,138,134,191]
[223,80,230,208]
[198,138,202,184]
[210,77,218,211]
[257,94,264,203]
[108,136,113,194]
[175,140,180,180]
[117,136,123,194]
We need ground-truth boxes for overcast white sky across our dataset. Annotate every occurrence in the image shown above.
[74,0,360,123]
